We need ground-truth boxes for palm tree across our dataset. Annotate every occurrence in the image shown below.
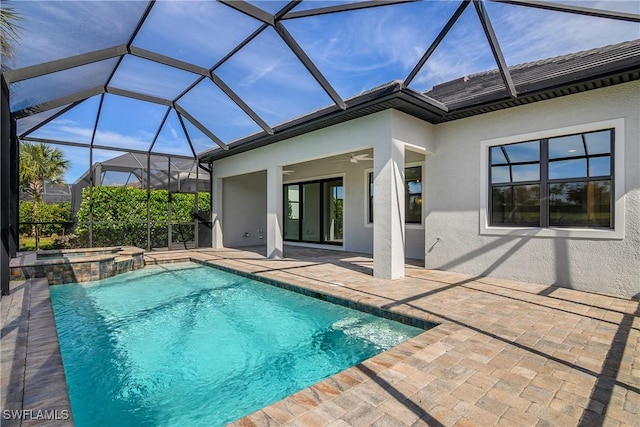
[1,3,22,69]
[20,142,70,246]
[20,142,70,202]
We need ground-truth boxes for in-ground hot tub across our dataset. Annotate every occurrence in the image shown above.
[36,247,122,259]
[10,246,145,285]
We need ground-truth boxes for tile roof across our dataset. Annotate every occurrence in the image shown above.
[426,39,640,110]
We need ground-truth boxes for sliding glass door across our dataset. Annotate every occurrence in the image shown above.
[323,180,343,243]
[302,183,321,242]
[284,185,300,240]
[284,178,343,245]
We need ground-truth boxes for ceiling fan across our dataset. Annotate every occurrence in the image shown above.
[332,153,373,163]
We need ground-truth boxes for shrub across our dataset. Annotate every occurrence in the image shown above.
[19,200,72,236]
[75,187,210,248]
[52,233,77,249]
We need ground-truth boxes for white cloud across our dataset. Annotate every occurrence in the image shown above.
[131,1,263,68]
[217,27,331,94]
[110,56,198,100]
[409,0,639,90]
[51,118,78,126]
[57,126,93,139]
[169,124,179,139]
[239,62,280,87]
[13,2,145,68]
[94,132,152,152]
[287,3,457,74]
[491,1,639,66]
[37,124,154,153]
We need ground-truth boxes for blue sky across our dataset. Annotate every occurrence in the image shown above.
[8,0,640,183]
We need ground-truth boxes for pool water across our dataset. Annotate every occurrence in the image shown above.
[50,262,423,426]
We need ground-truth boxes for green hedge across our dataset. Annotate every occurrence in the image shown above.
[19,200,72,236]
[76,187,210,248]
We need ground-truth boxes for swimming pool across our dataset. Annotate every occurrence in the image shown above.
[50,262,424,426]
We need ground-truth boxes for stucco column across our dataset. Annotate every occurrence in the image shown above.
[266,165,283,259]
[373,138,405,279]
[211,174,224,249]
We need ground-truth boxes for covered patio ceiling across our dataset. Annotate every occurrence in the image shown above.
[3,0,639,178]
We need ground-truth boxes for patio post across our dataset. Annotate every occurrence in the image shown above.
[266,165,283,259]
[373,137,405,280]
[211,172,224,248]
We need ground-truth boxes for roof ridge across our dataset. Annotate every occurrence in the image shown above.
[431,39,640,84]
[509,39,640,70]
[347,80,403,101]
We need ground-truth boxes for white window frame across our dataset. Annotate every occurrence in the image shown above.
[480,118,625,240]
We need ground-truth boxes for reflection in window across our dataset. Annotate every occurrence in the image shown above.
[584,131,612,155]
[489,129,613,228]
[548,159,587,180]
[492,185,540,226]
[368,172,374,224]
[284,185,300,241]
[548,134,585,158]
[549,181,611,227]
[323,181,344,243]
[502,140,540,163]
[405,167,422,224]
[589,157,611,177]
[490,140,540,184]
[368,166,423,224]
[511,164,540,182]
[284,179,342,244]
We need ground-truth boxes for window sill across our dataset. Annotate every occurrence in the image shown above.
[364,223,424,230]
[284,241,345,251]
[480,225,624,240]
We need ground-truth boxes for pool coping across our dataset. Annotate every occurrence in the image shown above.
[1,278,74,427]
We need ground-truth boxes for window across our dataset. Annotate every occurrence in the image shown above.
[490,129,613,228]
[406,166,423,223]
[368,166,422,224]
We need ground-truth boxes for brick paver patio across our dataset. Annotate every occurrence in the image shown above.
[2,247,639,426]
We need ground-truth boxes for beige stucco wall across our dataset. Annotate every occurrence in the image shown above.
[211,81,639,297]
[425,81,640,298]
[213,110,433,260]
[222,171,267,248]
